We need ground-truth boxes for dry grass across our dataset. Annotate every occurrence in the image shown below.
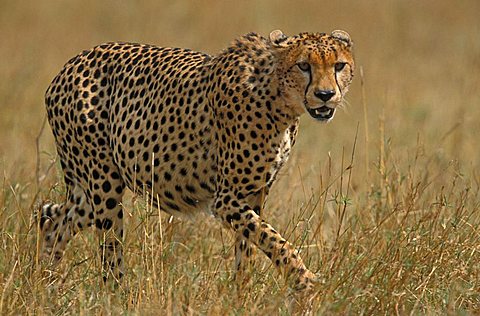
[1,0,480,314]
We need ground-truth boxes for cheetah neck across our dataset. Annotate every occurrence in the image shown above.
[209,33,301,130]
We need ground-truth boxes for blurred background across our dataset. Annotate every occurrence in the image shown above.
[0,0,479,189]
[1,1,480,313]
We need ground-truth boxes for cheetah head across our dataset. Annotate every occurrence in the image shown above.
[270,30,355,122]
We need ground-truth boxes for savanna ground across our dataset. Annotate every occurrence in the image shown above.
[1,0,480,314]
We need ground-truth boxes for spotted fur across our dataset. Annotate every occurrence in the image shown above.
[40,30,354,291]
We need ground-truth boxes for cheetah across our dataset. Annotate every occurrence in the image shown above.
[40,30,355,292]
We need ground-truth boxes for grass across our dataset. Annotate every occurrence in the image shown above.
[1,0,480,314]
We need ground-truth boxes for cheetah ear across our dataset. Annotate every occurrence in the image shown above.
[269,30,289,48]
[331,30,352,46]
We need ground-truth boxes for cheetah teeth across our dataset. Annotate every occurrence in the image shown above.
[310,106,335,120]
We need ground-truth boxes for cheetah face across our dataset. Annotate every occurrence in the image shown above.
[270,30,355,122]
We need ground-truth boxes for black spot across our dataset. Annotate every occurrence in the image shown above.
[183,196,197,206]
[165,202,180,211]
[93,194,101,205]
[106,198,117,210]
[103,218,113,230]
[260,232,268,244]
[223,195,231,204]
[102,181,111,193]
[185,185,196,193]
[91,96,99,105]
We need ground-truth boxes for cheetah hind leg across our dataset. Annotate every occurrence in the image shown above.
[84,164,126,283]
[38,185,93,271]
[234,235,257,286]
[94,204,125,284]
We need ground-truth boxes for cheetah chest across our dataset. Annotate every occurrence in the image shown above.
[266,125,295,188]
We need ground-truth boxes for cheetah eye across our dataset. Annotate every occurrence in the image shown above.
[335,62,346,72]
[297,62,311,72]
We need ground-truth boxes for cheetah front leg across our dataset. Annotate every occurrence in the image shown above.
[233,189,267,284]
[215,192,316,292]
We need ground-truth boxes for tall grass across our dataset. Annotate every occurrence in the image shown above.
[1,0,480,314]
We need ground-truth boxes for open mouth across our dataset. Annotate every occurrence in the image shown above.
[306,105,336,121]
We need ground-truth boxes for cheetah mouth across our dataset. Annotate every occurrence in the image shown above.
[306,105,336,121]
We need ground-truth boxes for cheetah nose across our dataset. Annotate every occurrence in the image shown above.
[314,90,336,102]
